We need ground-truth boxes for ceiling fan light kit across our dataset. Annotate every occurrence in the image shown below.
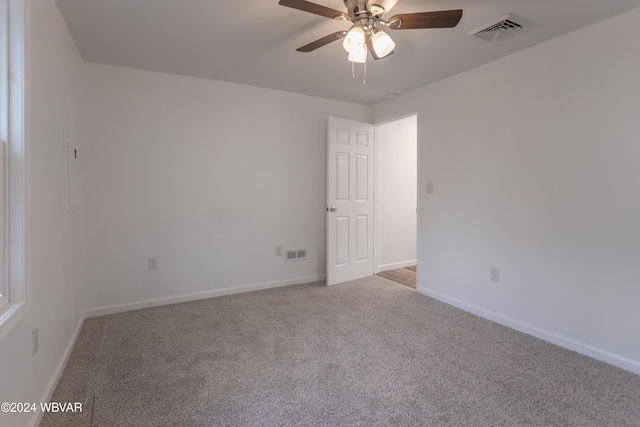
[347,44,368,63]
[343,26,365,53]
[371,29,395,58]
[279,0,463,85]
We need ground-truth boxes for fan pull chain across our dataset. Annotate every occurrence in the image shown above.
[363,61,367,86]
[349,58,367,85]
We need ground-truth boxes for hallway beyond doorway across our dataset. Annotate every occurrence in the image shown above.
[377,266,416,289]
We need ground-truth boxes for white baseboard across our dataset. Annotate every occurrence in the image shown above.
[85,275,326,318]
[35,275,637,427]
[417,286,640,376]
[29,314,87,427]
[377,260,417,272]
[28,275,325,427]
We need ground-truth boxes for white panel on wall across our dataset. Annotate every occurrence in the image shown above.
[62,100,76,213]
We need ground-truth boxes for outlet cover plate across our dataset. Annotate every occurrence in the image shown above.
[490,266,500,282]
[426,181,434,194]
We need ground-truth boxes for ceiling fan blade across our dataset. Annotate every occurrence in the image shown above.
[366,0,398,16]
[388,9,463,30]
[296,31,347,52]
[366,38,394,60]
[279,0,348,20]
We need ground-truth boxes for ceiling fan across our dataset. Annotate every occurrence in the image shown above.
[279,0,463,63]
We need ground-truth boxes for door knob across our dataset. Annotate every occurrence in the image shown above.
[328,206,337,213]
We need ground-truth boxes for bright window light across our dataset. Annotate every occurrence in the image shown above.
[0,0,26,329]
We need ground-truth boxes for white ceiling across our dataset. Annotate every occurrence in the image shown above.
[55,0,640,105]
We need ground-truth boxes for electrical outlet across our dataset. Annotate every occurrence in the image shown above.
[32,328,39,357]
[148,256,158,270]
[490,266,500,282]
[275,245,283,256]
[426,181,434,194]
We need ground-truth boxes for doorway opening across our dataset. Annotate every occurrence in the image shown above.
[374,114,418,289]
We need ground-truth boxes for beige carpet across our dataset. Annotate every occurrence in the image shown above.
[42,276,640,426]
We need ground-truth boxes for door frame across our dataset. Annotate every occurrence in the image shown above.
[372,110,421,288]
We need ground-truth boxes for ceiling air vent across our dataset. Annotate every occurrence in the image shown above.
[468,13,530,42]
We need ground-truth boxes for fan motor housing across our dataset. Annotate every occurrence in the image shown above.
[344,0,371,20]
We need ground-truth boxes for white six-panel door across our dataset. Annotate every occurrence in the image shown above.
[326,116,374,286]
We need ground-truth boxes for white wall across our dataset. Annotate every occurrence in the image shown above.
[81,64,370,312]
[376,115,417,271]
[0,1,86,426]
[3,6,640,426]
[372,8,640,374]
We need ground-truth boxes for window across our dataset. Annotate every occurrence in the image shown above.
[0,0,9,311]
[0,0,25,326]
